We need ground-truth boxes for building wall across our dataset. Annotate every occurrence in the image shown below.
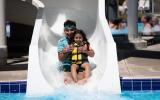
[154,0,160,14]
[6,0,37,25]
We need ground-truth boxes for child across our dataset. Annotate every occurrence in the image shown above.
[70,29,95,84]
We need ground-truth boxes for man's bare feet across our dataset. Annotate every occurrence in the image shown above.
[77,78,87,85]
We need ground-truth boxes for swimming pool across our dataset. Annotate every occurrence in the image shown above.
[0,79,160,100]
[0,90,160,100]
[111,23,144,35]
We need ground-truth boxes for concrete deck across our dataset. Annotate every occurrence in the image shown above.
[0,43,160,81]
[119,43,160,79]
[0,56,27,81]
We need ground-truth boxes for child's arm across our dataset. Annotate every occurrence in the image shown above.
[83,44,95,57]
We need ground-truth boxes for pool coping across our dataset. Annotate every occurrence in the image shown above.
[0,78,160,93]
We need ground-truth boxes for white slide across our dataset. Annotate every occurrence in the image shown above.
[27,0,121,96]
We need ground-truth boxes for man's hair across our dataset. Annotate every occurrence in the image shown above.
[64,20,76,29]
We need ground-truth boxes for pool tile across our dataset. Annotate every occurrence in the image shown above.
[122,81,132,86]
[10,85,19,93]
[1,78,160,93]
[133,81,141,90]
[121,85,132,91]
[1,85,9,93]
[133,81,141,86]
[20,84,26,93]
[142,85,151,90]
[133,86,141,90]
[152,79,160,82]
[0,82,9,85]
[133,79,151,82]
[142,81,151,90]
[152,81,160,85]
[152,81,160,90]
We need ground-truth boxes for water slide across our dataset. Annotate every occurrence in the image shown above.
[27,0,121,95]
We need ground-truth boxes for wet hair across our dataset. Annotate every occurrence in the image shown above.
[145,15,152,22]
[64,20,76,29]
[142,15,152,23]
[72,29,89,44]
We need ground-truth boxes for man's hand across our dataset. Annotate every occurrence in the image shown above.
[78,44,87,53]
[78,44,94,57]
[62,45,73,54]
[58,45,73,61]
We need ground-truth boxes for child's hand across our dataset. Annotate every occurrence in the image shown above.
[78,45,88,53]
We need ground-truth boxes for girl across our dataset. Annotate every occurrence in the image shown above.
[70,29,94,84]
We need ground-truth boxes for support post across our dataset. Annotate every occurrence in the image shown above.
[127,0,147,49]
[127,0,138,41]
[0,0,7,65]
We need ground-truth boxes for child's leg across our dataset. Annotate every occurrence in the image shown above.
[77,62,91,85]
[64,72,74,84]
[81,62,91,79]
[77,72,85,81]
[71,64,78,82]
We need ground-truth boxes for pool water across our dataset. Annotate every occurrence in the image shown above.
[111,23,144,35]
[1,89,160,100]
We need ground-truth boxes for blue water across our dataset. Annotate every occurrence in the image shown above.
[1,89,160,100]
[111,23,144,35]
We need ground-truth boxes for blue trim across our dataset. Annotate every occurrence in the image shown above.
[0,81,26,93]
[121,78,160,91]
[1,78,160,93]
[10,85,19,93]
[1,84,10,93]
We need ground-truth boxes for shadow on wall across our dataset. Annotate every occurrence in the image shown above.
[5,0,38,58]
[6,22,34,58]
[114,35,160,61]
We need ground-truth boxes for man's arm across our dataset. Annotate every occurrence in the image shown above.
[58,45,73,61]
[58,39,66,61]
[58,52,65,61]
[86,49,95,57]
[79,44,95,57]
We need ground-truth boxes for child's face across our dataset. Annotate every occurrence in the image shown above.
[74,33,83,43]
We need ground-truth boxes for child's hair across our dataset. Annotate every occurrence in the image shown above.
[64,20,76,29]
[72,29,89,44]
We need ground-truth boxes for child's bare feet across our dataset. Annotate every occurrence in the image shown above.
[73,79,78,83]
[64,77,74,84]
[77,78,87,85]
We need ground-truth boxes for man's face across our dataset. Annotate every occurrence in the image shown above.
[64,28,75,39]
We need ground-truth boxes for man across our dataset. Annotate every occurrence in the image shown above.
[57,20,77,84]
